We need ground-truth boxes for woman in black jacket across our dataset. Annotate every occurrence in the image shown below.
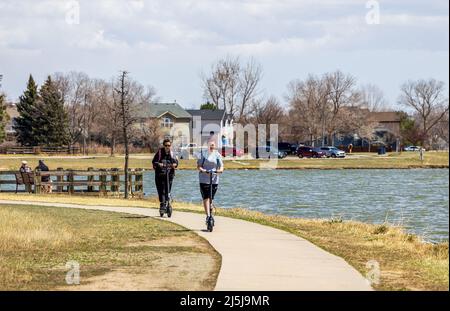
[152,139,178,210]
[36,160,52,193]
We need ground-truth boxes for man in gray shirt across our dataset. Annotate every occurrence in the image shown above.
[197,141,224,223]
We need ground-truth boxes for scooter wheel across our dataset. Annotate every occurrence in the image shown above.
[167,205,172,218]
[207,220,213,232]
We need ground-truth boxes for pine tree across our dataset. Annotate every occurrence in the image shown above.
[14,75,40,146]
[0,93,8,143]
[36,76,70,146]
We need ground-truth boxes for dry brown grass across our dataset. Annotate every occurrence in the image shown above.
[0,202,221,290]
[214,208,449,291]
[0,151,448,170]
[0,193,448,291]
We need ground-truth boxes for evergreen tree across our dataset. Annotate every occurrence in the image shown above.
[200,101,217,110]
[0,93,8,143]
[14,75,40,146]
[36,76,70,146]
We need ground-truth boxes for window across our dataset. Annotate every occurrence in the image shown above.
[161,116,174,128]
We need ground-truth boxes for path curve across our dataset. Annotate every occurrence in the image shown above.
[0,200,372,291]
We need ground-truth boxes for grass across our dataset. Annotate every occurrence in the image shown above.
[0,202,221,290]
[0,193,447,291]
[0,151,448,170]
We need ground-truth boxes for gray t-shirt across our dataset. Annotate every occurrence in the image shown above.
[197,151,224,185]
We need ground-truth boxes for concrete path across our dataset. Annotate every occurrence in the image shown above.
[0,200,372,291]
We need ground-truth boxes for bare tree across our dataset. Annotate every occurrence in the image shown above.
[202,55,262,121]
[53,72,94,151]
[324,70,359,145]
[399,79,449,148]
[287,76,328,146]
[430,108,449,149]
[139,118,163,152]
[113,71,155,199]
[359,84,390,112]
[340,107,378,151]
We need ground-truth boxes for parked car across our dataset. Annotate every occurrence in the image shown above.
[221,146,244,157]
[312,148,327,158]
[278,142,293,155]
[290,143,298,154]
[252,146,287,159]
[320,146,346,158]
[177,143,201,159]
[297,146,326,158]
[404,146,425,152]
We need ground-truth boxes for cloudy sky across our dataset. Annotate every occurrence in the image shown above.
[0,0,448,109]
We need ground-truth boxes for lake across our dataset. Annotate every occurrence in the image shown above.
[1,168,448,242]
[144,169,449,243]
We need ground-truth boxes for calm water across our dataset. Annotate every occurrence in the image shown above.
[144,169,449,243]
[1,169,448,242]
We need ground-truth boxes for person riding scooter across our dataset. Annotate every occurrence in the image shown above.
[152,139,178,212]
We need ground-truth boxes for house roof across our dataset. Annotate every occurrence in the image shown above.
[185,109,227,121]
[368,111,401,122]
[141,103,192,119]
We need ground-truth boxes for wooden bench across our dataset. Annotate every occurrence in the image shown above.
[14,172,34,193]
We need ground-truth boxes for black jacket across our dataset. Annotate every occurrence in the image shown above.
[36,162,50,182]
[152,148,178,177]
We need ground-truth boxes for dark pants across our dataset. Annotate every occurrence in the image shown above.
[200,183,218,200]
[155,175,173,203]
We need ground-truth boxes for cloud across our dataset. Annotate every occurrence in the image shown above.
[0,0,448,105]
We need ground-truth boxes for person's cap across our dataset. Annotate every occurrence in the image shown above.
[21,161,28,165]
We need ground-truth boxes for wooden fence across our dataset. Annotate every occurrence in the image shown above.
[0,168,144,197]
[3,146,80,155]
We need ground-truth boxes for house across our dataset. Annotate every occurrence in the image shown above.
[5,103,18,141]
[140,102,192,147]
[368,111,401,138]
[336,110,402,151]
[186,109,234,148]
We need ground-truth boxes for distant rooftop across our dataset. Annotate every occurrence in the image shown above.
[368,111,401,122]
[141,102,192,119]
[186,109,233,121]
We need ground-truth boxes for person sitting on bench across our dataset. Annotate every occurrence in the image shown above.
[19,161,32,173]
[35,160,52,193]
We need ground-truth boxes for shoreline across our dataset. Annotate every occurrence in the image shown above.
[173,165,449,170]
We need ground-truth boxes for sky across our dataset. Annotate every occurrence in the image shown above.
[0,0,448,109]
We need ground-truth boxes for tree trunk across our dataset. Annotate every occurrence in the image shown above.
[110,136,116,156]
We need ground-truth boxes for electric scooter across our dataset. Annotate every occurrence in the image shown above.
[206,169,217,232]
[159,159,173,218]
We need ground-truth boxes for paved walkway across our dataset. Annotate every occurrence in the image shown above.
[0,200,372,291]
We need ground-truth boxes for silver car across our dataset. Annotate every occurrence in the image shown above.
[320,146,346,158]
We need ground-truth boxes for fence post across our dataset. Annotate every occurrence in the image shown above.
[87,167,94,192]
[34,169,41,194]
[57,167,64,193]
[111,168,119,193]
[68,170,74,194]
[128,169,133,196]
[99,169,107,196]
[135,168,143,193]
